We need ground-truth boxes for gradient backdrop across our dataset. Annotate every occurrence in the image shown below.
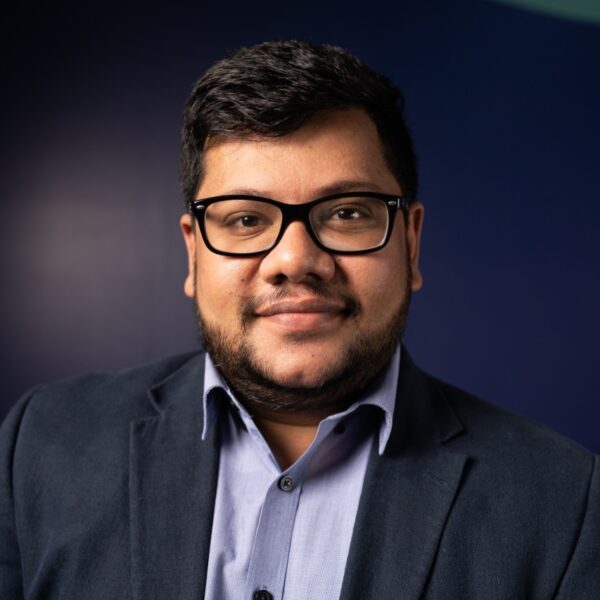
[2,0,599,452]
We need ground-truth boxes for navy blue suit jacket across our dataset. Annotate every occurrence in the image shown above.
[1,350,598,599]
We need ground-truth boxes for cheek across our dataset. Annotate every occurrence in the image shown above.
[341,259,403,309]
[195,252,257,319]
[336,241,406,322]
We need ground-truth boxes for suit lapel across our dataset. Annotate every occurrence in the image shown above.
[340,354,468,600]
[129,354,220,600]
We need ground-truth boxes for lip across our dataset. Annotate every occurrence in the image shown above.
[255,297,348,317]
[254,297,349,332]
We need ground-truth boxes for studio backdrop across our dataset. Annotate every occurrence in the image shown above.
[1,0,599,452]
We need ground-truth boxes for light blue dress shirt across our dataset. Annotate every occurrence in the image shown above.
[202,346,400,600]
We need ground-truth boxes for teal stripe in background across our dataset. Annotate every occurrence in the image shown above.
[490,0,600,25]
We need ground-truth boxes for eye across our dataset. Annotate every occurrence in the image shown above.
[238,215,262,227]
[224,212,270,228]
[333,207,368,220]
[311,198,386,238]
[325,203,375,223]
[220,211,274,236]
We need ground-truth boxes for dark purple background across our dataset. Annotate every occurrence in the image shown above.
[2,1,599,452]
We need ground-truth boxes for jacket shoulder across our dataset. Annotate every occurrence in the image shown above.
[2,352,204,451]
[426,374,596,532]
[433,376,594,465]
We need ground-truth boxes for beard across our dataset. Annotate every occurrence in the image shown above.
[195,262,412,416]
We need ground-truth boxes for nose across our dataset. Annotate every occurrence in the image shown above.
[258,221,336,284]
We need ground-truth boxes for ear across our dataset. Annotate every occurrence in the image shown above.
[179,213,196,298]
[406,202,425,292]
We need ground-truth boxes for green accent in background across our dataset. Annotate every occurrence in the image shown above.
[489,0,600,24]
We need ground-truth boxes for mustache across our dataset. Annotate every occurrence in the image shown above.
[241,282,360,326]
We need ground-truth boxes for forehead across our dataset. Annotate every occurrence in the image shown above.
[197,108,401,201]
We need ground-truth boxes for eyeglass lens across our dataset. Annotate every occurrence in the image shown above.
[203,197,390,254]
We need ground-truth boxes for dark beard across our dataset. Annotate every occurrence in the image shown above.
[195,265,412,416]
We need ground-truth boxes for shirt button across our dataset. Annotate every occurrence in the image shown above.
[278,475,294,492]
[253,590,273,600]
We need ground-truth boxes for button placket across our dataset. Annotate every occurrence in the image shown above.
[243,472,303,599]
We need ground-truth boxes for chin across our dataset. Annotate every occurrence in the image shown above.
[258,359,335,389]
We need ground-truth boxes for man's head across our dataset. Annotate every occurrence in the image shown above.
[180,41,424,416]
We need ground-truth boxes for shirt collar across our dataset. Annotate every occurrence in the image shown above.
[202,345,400,455]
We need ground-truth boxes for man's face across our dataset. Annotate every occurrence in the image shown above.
[180,108,424,411]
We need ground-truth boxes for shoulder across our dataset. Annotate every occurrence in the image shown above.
[1,352,204,455]
[399,353,597,525]
[422,373,597,539]
[20,351,200,407]
[432,375,595,471]
[399,353,595,473]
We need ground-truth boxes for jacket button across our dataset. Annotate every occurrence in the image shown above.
[253,590,273,600]
[278,475,294,492]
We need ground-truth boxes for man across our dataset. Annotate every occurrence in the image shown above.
[1,40,598,600]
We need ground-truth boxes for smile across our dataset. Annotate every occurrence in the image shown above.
[255,298,349,332]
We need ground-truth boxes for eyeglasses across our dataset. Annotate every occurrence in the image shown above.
[188,192,409,257]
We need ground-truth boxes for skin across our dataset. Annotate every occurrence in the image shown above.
[180,108,424,467]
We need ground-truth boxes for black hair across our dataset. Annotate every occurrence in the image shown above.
[180,40,418,206]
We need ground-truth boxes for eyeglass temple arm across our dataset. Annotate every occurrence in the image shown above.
[390,197,409,209]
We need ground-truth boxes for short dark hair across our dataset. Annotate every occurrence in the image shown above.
[180,40,418,206]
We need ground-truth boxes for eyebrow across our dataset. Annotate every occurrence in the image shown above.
[212,180,389,200]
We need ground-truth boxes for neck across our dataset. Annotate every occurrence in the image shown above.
[227,383,359,470]
[249,406,330,470]
[227,369,386,469]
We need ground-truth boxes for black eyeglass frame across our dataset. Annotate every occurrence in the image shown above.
[188,191,410,257]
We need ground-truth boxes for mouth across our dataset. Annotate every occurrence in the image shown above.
[254,297,352,332]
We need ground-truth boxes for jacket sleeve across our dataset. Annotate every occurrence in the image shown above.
[555,453,600,599]
[0,390,36,600]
